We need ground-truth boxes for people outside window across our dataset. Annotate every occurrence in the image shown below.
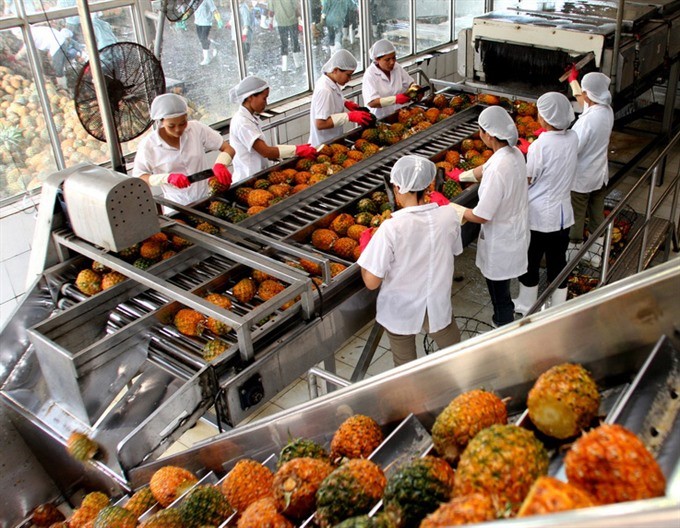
[230,0,255,58]
[320,0,354,55]
[268,0,301,72]
[194,0,223,66]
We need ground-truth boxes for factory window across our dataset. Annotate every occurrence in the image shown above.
[415,0,451,53]
[369,0,410,56]
[453,0,485,36]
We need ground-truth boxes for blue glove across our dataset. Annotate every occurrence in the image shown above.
[175,20,187,31]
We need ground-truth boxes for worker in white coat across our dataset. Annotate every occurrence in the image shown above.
[566,70,615,268]
[450,106,529,327]
[133,93,234,208]
[362,39,418,120]
[308,49,373,147]
[513,92,578,315]
[229,76,317,183]
[358,155,464,367]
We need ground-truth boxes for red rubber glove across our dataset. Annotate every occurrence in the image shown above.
[212,163,232,188]
[295,144,317,159]
[429,191,450,206]
[344,100,361,111]
[534,128,546,137]
[395,93,411,105]
[347,110,373,126]
[568,64,579,83]
[517,138,531,155]
[359,227,375,252]
[168,173,190,188]
[241,34,247,43]
[446,168,463,182]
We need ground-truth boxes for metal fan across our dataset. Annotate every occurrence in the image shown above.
[74,42,166,142]
[164,0,204,23]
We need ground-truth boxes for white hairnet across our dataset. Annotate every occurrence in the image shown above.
[581,72,612,105]
[370,39,396,61]
[537,92,575,130]
[150,93,188,120]
[390,155,436,194]
[59,28,73,40]
[478,106,518,146]
[229,76,270,104]
[321,49,357,73]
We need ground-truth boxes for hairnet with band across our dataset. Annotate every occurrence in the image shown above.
[150,93,188,121]
[536,92,575,130]
[321,49,358,73]
[390,155,436,194]
[370,39,396,61]
[478,106,518,146]
[228,76,270,104]
[581,72,612,105]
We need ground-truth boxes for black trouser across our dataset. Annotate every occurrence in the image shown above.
[196,25,211,50]
[519,228,570,289]
[277,24,299,55]
[485,278,514,326]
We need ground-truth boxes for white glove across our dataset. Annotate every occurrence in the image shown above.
[450,203,468,224]
[148,173,170,186]
[215,151,232,166]
[277,145,296,159]
[570,80,582,97]
[378,96,397,107]
[330,113,350,127]
[459,169,478,183]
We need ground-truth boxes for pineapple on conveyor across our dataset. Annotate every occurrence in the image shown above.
[272,457,334,519]
[454,424,549,514]
[333,513,394,527]
[92,505,137,528]
[138,508,184,528]
[382,456,456,528]
[330,414,384,463]
[441,179,462,200]
[221,458,274,513]
[68,492,109,528]
[419,493,498,528]
[564,423,666,505]
[431,389,507,464]
[178,484,232,528]
[202,339,229,361]
[527,363,600,439]
[149,465,198,507]
[123,487,155,518]
[75,268,102,296]
[315,459,387,528]
[66,431,100,462]
[236,497,294,528]
[277,437,330,467]
[518,476,594,517]
[173,308,206,337]
[31,503,65,526]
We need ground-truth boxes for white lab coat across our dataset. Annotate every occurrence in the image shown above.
[473,146,529,280]
[571,103,614,193]
[230,105,270,183]
[357,203,463,335]
[526,129,579,232]
[308,74,348,147]
[132,121,223,206]
[362,61,414,120]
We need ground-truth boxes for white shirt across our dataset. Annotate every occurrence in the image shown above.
[362,62,414,120]
[309,74,348,147]
[571,103,614,193]
[31,27,68,56]
[230,105,270,183]
[357,203,463,335]
[526,129,579,232]
[132,121,223,206]
[473,146,529,280]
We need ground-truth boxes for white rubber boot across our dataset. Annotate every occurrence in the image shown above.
[200,49,211,66]
[550,287,568,308]
[566,241,583,262]
[342,27,349,42]
[292,52,302,69]
[56,76,68,89]
[512,284,538,316]
[583,236,605,268]
[281,54,288,72]
[349,23,355,44]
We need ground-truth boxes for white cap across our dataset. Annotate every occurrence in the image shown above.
[229,76,270,104]
[478,106,518,146]
[582,72,612,105]
[537,92,575,130]
[150,93,188,120]
[390,155,436,194]
[59,28,73,39]
[322,49,357,73]
[370,39,396,61]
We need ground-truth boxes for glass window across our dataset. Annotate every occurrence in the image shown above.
[415,0,450,53]
[368,0,410,57]
[454,0,486,35]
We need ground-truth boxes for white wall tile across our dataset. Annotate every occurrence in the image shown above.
[4,250,30,299]
[0,263,13,304]
[0,297,18,328]
[0,211,32,261]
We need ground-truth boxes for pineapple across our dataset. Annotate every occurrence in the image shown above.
[221,458,274,512]
[330,414,384,462]
[432,94,448,109]
[477,93,501,105]
[208,176,228,196]
[527,363,600,439]
[444,150,461,165]
[234,186,254,205]
[179,484,232,528]
[133,257,156,270]
[162,250,177,260]
[383,456,456,528]
[278,437,330,467]
[330,213,355,236]
[424,107,440,124]
[454,424,549,514]
[92,505,137,528]
[75,269,102,296]
[299,258,323,276]
[251,269,274,283]
[311,229,339,251]
[31,503,65,526]
[356,198,378,215]
[294,171,312,184]
[67,431,99,462]
[101,271,126,290]
[293,183,311,193]
[518,476,594,517]
[149,465,198,507]
[138,509,184,528]
[254,178,271,189]
[333,238,359,260]
[231,211,249,223]
[139,241,163,260]
[258,279,286,301]
[172,234,191,249]
[269,170,291,184]
[347,224,368,241]
[236,497,293,528]
[248,205,267,215]
[196,221,220,236]
[432,389,507,464]
[69,495,108,528]
[123,487,155,517]
[441,180,463,200]
[202,339,229,361]
[82,492,110,510]
[204,293,233,336]
[315,459,386,528]
[208,200,233,219]
[330,262,347,277]
[247,189,274,207]
[564,423,666,505]
[118,244,140,260]
[174,309,206,337]
[91,261,110,273]
[334,515,393,528]
[354,212,374,226]
[272,457,334,519]
[420,493,497,528]
[269,183,292,198]
[233,277,258,304]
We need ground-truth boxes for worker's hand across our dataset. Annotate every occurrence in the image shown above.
[533,128,546,137]
[168,173,190,188]
[517,138,531,154]
[216,18,224,29]
[212,164,232,188]
[568,64,579,83]
[347,110,373,126]
[450,203,468,224]
[359,227,376,252]
[447,169,477,183]
[295,144,317,159]
[344,100,361,111]
[241,33,247,43]
[446,168,463,182]
[429,191,450,206]
[395,93,411,105]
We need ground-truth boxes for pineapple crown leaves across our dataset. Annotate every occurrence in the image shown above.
[0,125,24,151]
